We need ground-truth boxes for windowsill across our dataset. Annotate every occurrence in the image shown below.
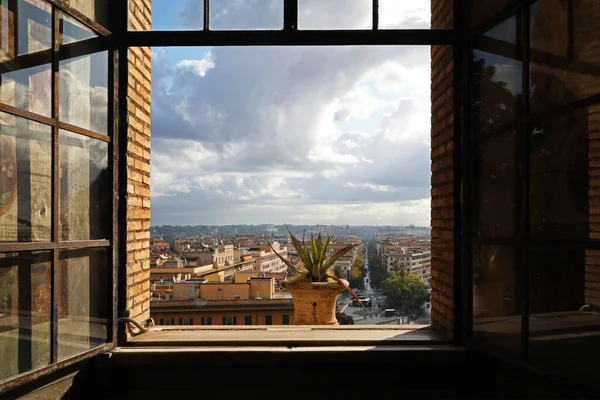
[125,325,446,347]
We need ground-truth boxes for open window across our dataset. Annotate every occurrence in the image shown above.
[0,0,116,391]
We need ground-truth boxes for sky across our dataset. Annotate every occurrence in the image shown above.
[148,0,433,227]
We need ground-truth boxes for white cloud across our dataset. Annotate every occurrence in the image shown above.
[151,5,433,227]
[176,52,215,77]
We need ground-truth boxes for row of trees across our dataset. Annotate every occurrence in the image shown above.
[367,240,429,322]
[381,264,429,322]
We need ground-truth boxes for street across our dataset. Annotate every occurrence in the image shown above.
[337,245,432,325]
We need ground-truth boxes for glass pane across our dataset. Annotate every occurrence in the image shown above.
[298,0,372,30]
[64,0,109,30]
[61,13,96,45]
[573,0,600,69]
[17,0,52,55]
[473,131,516,239]
[210,0,283,30]
[469,0,513,28]
[472,49,522,134]
[483,16,516,43]
[530,1,567,58]
[0,251,51,382]
[0,112,51,242]
[1,0,51,117]
[529,247,600,399]
[472,245,521,358]
[529,110,589,240]
[59,50,108,135]
[530,1,600,114]
[130,0,202,31]
[58,247,108,360]
[59,130,110,241]
[378,0,430,29]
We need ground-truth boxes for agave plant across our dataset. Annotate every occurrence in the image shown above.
[265,225,364,307]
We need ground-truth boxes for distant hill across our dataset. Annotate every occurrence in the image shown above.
[151,224,431,239]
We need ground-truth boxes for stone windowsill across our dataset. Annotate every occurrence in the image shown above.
[125,325,447,347]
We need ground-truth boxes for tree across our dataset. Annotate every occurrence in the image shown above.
[333,265,345,279]
[367,240,387,289]
[336,312,354,325]
[472,57,518,130]
[381,266,429,322]
[0,267,17,310]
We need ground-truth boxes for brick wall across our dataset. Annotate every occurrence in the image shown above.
[126,0,152,324]
[430,0,454,334]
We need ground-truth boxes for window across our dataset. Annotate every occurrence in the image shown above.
[223,316,236,326]
[282,315,290,325]
[0,0,113,387]
[470,2,600,390]
[201,316,212,326]
[244,316,252,325]
[161,318,173,326]
[264,315,273,325]
[180,317,192,325]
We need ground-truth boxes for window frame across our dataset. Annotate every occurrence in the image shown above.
[467,0,600,361]
[0,0,117,393]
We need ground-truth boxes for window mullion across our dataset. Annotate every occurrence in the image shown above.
[50,5,60,364]
[283,0,298,31]
[372,0,379,30]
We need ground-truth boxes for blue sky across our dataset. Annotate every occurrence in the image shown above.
[148,1,435,227]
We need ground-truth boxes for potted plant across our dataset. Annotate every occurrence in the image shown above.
[266,226,364,325]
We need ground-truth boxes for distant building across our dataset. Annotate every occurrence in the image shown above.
[381,246,431,281]
[182,244,236,267]
[245,242,288,273]
[151,275,294,326]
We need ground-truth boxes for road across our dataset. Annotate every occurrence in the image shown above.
[338,245,432,325]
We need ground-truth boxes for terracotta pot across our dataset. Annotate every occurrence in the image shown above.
[282,280,345,325]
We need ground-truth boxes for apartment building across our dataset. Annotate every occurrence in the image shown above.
[245,242,289,273]
[182,244,236,267]
[381,247,432,281]
[151,276,294,325]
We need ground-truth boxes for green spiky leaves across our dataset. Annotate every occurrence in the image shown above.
[264,225,364,307]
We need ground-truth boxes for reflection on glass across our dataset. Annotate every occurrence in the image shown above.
[298,0,372,30]
[131,0,202,31]
[1,0,51,117]
[210,0,283,30]
[528,248,600,390]
[0,112,51,242]
[59,51,108,135]
[530,0,600,114]
[529,111,589,240]
[17,0,52,55]
[470,0,513,28]
[573,0,600,68]
[378,0,430,29]
[61,12,96,45]
[58,248,108,360]
[483,15,516,43]
[472,49,522,133]
[59,130,109,241]
[474,131,516,239]
[0,251,51,381]
[64,0,109,30]
[472,245,521,358]
[530,1,567,57]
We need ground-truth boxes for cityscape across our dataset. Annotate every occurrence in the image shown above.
[149,224,432,326]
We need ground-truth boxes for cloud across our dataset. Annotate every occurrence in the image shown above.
[150,5,433,226]
[176,52,215,77]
